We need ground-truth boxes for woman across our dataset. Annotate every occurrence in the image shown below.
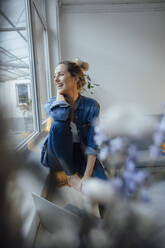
[42,59,108,192]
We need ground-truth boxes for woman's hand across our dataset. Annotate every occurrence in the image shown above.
[56,90,66,102]
[80,176,90,192]
[56,90,74,104]
[67,173,82,192]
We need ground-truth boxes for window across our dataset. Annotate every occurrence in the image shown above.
[0,0,51,148]
[0,0,35,147]
[16,84,30,105]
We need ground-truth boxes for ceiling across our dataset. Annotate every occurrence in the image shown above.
[61,0,165,4]
[0,0,29,83]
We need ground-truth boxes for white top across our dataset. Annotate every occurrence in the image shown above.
[70,121,80,143]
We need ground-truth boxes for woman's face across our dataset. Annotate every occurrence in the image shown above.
[54,64,77,95]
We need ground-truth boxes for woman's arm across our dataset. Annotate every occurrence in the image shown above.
[80,101,100,190]
[85,101,100,156]
[68,155,97,192]
[83,154,96,179]
[80,154,96,191]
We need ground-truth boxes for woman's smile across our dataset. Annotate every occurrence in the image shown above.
[56,83,64,89]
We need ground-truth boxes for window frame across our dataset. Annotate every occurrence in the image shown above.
[15,0,51,150]
[31,0,51,125]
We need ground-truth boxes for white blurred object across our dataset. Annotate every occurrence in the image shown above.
[82,178,115,204]
[97,104,158,139]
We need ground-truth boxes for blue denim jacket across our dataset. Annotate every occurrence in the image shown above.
[45,94,100,156]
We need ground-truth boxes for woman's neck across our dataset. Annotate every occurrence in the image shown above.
[64,91,79,105]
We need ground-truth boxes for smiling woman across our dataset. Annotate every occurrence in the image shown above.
[41,59,108,196]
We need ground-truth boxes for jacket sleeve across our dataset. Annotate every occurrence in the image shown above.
[85,101,100,156]
[45,97,71,121]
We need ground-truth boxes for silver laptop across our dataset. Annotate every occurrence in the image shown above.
[32,193,81,233]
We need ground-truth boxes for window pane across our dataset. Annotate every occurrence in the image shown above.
[16,84,29,104]
[0,0,34,147]
[31,2,49,122]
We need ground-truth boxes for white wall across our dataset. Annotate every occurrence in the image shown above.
[59,5,165,114]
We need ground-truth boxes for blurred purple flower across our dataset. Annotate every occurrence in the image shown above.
[122,154,149,197]
[126,159,136,172]
[139,188,151,202]
[128,144,138,160]
[134,170,149,185]
[110,177,123,191]
[149,145,160,159]
[99,145,109,161]
[123,170,134,181]
[109,137,127,154]
[94,131,108,146]
[125,179,137,193]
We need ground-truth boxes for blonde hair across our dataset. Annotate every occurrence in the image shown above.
[58,59,89,90]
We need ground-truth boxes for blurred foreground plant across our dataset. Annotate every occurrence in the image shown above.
[80,103,165,248]
[91,103,158,201]
[1,102,165,248]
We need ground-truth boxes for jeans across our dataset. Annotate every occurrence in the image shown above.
[47,119,108,180]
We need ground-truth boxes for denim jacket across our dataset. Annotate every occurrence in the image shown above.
[45,94,100,156]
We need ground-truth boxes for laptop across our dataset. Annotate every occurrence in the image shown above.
[32,193,81,233]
